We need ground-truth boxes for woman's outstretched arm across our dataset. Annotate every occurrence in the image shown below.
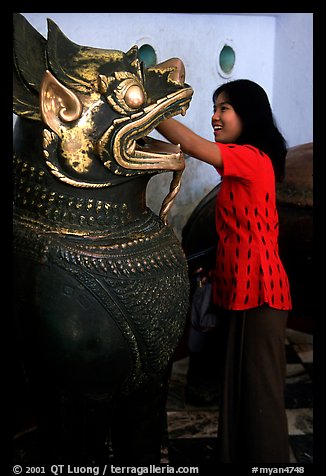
[156,118,223,169]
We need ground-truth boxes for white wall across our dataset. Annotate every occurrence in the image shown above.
[273,13,313,148]
[16,13,313,239]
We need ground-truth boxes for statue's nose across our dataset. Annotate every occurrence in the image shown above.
[154,57,186,86]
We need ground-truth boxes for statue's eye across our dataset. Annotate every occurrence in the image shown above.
[106,75,146,115]
[124,84,145,109]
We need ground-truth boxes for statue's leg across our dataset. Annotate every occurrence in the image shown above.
[13,255,135,464]
[111,367,171,464]
[25,367,122,465]
[30,382,112,463]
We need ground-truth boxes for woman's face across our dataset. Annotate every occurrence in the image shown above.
[211,91,243,144]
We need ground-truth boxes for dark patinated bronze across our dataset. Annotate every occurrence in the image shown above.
[13,13,193,463]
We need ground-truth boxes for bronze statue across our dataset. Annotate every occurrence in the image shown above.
[13,13,193,463]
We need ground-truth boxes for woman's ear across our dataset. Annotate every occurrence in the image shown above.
[40,70,83,136]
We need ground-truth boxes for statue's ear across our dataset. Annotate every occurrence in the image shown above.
[40,70,82,135]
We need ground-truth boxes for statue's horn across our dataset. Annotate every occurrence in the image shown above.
[46,18,126,94]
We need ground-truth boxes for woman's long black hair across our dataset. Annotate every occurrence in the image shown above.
[213,79,287,182]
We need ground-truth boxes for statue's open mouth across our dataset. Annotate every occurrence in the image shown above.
[98,87,193,173]
[135,136,181,157]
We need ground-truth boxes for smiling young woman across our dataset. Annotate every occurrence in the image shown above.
[156,79,292,463]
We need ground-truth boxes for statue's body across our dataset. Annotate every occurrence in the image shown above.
[13,13,193,463]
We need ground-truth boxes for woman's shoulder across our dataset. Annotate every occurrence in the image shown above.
[217,143,272,180]
[217,142,267,157]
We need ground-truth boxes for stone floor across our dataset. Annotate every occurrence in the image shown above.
[12,328,313,470]
[163,327,313,467]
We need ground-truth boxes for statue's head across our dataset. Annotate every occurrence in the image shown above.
[13,13,193,193]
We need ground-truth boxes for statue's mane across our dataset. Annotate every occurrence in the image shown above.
[13,13,138,120]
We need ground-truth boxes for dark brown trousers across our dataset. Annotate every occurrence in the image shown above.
[218,305,289,463]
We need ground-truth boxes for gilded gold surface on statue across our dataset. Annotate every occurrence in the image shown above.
[13,12,193,396]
